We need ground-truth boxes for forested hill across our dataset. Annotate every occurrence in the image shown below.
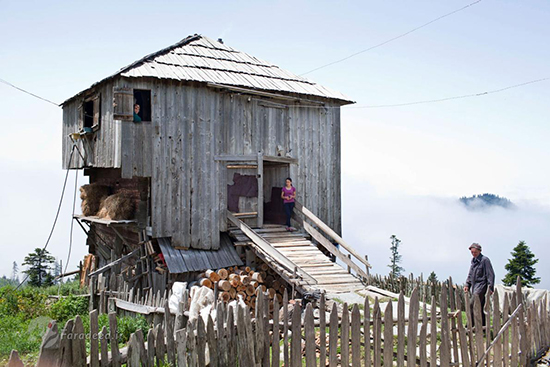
[459,193,514,209]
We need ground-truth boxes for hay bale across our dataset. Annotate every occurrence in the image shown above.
[97,193,135,220]
[79,184,109,216]
[79,184,110,201]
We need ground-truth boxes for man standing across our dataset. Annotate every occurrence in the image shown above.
[464,242,495,326]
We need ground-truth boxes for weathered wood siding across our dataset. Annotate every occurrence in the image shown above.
[62,82,121,169]
[63,78,342,250]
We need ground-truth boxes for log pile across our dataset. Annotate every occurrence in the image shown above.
[194,264,288,310]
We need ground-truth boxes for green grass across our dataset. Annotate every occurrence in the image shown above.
[0,282,150,365]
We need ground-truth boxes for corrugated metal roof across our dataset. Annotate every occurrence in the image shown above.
[64,34,353,104]
[158,233,243,273]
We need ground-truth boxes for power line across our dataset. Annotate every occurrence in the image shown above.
[348,77,550,109]
[300,0,482,76]
[0,77,60,107]
[15,146,76,290]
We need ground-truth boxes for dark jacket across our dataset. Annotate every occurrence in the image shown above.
[465,253,495,295]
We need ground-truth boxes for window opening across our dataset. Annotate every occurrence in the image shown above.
[83,100,94,128]
[133,89,152,122]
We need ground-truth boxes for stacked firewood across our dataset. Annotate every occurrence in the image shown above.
[196,263,288,309]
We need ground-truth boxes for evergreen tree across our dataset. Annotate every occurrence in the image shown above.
[388,235,405,278]
[502,241,540,287]
[12,261,19,282]
[427,271,438,284]
[22,248,56,287]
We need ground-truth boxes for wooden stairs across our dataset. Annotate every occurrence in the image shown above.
[227,222,364,294]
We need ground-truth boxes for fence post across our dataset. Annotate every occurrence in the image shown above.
[108,312,121,367]
[164,299,176,366]
[373,298,382,367]
[351,304,361,367]
[305,303,316,367]
[272,296,281,367]
[383,301,393,367]
[207,315,219,367]
[329,302,339,367]
[175,328,187,367]
[364,296,372,367]
[407,288,419,366]
[36,320,60,367]
[59,319,74,367]
[397,293,405,366]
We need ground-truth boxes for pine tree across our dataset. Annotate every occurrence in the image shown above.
[427,271,438,284]
[22,248,56,287]
[12,261,19,282]
[388,235,405,278]
[502,241,540,287]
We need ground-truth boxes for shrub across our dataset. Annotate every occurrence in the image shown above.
[49,294,89,324]
[43,279,88,296]
[0,286,48,319]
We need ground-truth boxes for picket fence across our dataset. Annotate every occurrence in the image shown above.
[24,278,550,367]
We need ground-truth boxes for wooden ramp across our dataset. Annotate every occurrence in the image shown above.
[227,220,364,294]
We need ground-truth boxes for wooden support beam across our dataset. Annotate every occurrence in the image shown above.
[257,152,264,228]
[88,248,140,278]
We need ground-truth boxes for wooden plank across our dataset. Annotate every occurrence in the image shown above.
[291,301,302,367]
[196,317,207,367]
[237,306,253,367]
[351,304,361,367]
[328,302,339,367]
[407,289,419,365]
[305,303,316,367]
[397,293,405,366]
[100,326,109,367]
[419,302,429,367]
[457,310,471,367]
[341,304,350,366]
[283,292,289,367]
[165,300,176,366]
[364,296,371,367]
[72,316,86,367]
[440,284,451,367]
[383,301,393,367]
[206,316,218,367]
[493,291,502,367]
[257,152,264,228]
[176,329,187,367]
[226,304,236,367]
[226,210,315,284]
[272,296,280,367]
[90,310,100,367]
[430,295,437,367]
[109,313,121,367]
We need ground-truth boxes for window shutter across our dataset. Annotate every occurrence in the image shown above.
[113,87,133,120]
[78,104,84,129]
[93,95,101,127]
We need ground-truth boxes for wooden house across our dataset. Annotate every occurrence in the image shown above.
[63,35,369,296]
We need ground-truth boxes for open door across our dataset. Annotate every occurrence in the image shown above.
[221,154,297,229]
[226,158,262,227]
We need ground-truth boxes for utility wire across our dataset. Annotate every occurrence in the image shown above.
[0,77,60,107]
[300,0,482,76]
[15,146,76,290]
[58,168,79,295]
[349,77,550,109]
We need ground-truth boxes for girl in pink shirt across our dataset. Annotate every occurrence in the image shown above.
[281,178,296,231]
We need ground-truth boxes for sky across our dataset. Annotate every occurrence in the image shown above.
[0,1,548,288]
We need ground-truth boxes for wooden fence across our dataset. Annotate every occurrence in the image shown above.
[24,278,550,367]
